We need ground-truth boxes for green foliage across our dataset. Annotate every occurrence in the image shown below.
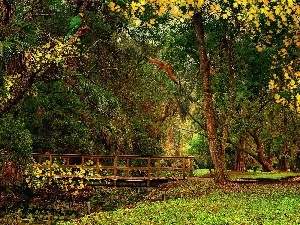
[19,81,96,154]
[0,114,33,165]
[186,134,211,169]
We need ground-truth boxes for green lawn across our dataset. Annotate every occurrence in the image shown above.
[58,180,300,225]
[193,169,300,180]
[229,171,300,180]
[193,168,212,177]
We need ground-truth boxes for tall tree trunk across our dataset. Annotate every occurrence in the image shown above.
[194,12,228,183]
[280,112,289,171]
[221,34,235,153]
[235,137,246,171]
[280,140,288,171]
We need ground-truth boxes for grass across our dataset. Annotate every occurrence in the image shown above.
[58,180,300,225]
[193,168,213,177]
[229,171,300,180]
[193,169,300,180]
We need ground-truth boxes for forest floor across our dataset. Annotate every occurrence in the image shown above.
[1,172,300,224]
[56,178,300,225]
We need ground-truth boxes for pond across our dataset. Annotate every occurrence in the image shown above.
[0,184,151,224]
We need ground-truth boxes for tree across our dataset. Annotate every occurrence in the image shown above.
[193,11,228,182]
[0,0,172,157]
[107,0,300,182]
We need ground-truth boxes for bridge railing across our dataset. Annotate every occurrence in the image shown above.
[30,154,194,181]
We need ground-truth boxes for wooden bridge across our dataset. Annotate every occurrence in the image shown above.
[28,154,194,187]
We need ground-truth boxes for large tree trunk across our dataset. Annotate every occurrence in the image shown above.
[280,112,289,171]
[280,140,289,171]
[221,34,235,154]
[235,138,246,172]
[194,12,228,183]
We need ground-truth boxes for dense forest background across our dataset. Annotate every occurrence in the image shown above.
[1,0,300,175]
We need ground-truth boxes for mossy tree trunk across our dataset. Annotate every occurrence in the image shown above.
[194,12,228,183]
[235,138,246,172]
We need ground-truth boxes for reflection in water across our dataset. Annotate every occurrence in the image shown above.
[0,185,150,224]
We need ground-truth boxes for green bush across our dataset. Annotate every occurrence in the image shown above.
[0,114,33,166]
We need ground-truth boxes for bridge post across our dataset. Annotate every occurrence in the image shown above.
[96,158,100,174]
[81,155,85,167]
[157,159,161,177]
[49,154,53,177]
[113,156,117,187]
[126,158,130,177]
[147,157,151,187]
[189,157,194,176]
[182,157,186,179]
[38,155,42,164]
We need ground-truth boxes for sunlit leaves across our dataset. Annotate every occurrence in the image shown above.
[0,73,22,102]
[24,37,81,73]
[270,60,300,113]
[107,0,206,26]
[25,159,99,190]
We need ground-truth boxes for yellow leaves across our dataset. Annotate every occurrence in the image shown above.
[283,38,291,47]
[25,38,81,73]
[269,79,277,90]
[149,18,155,25]
[222,9,231,19]
[1,73,23,102]
[263,0,269,5]
[139,0,147,6]
[284,72,290,79]
[279,48,288,57]
[4,77,13,91]
[274,93,287,105]
[256,42,266,52]
[109,2,121,12]
[45,53,51,60]
[274,93,280,102]
[274,6,281,15]
[296,94,300,104]
[286,8,292,15]
[270,61,300,115]
[196,0,204,8]
[288,79,297,90]
[268,12,275,21]
[287,0,294,7]
[170,5,183,18]
[109,0,203,26]
[280,14,287,22]
[133,18,142,26]
[44,42,50,48]
[209,3,222,19]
